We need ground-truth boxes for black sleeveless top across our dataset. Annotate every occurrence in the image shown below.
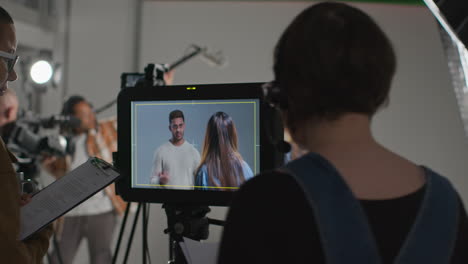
[218,171,468,264]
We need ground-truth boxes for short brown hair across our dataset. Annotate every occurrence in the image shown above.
[169,110,184,123]
[273,2,396,132]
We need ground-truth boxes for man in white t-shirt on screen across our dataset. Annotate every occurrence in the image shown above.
[150,110,201,189]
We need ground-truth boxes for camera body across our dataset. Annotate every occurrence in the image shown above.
[1,113,79,183]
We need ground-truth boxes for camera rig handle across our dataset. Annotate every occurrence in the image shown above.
[95,45,205,115]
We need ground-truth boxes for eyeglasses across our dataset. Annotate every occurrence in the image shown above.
[0,50,19,73]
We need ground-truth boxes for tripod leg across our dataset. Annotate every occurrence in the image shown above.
[49,233,64,264]
[142,203,147,264]
[123,203,142,264]
[112,202,132,264]
[169,235,173,263]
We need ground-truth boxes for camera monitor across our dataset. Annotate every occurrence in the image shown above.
[116,82,283,206]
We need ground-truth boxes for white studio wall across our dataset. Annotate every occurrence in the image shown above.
[369,4,468,200]
[66,0,139,119]
[140,2,305,85]
[10,20,61,116]
[15,19,55,50]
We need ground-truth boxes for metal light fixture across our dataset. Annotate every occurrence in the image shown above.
[30,60,54,85]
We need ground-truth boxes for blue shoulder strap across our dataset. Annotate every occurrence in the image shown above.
[285,153,382,264]
[285,153,458,264]
[395,167,459,263]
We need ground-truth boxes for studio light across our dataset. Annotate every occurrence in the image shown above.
[30,60,53,85]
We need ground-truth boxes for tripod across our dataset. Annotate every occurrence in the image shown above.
[111,202,148,264]
[111,202,223,264]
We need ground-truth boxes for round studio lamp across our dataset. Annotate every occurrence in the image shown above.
[30,60,54,85]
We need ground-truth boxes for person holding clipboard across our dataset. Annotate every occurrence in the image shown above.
[0,6,54,263]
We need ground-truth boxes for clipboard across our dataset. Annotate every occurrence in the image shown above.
[19,157,121,241]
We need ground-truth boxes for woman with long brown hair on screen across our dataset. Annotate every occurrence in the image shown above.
[194,111,253,190]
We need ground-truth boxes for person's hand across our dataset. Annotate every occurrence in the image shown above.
[158,171,170,185]
[41,155,57,168]
[164,70,175,85]
[40,155,67,178]
[19,193,32,207]
[40,155,57,175]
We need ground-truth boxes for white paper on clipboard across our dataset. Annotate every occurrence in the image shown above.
[19,157,121,241]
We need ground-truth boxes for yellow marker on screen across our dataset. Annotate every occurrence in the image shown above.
[186,87,197,90]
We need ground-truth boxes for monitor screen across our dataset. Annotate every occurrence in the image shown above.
[116,82,283,206]
[130,98,260,191]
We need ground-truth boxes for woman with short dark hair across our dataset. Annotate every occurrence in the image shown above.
[218,2,468,263]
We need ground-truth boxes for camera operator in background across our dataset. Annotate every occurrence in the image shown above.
[0,6,53,263]
[1,89,44,193]
[45,71,174,263]
[44,95,124,264]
